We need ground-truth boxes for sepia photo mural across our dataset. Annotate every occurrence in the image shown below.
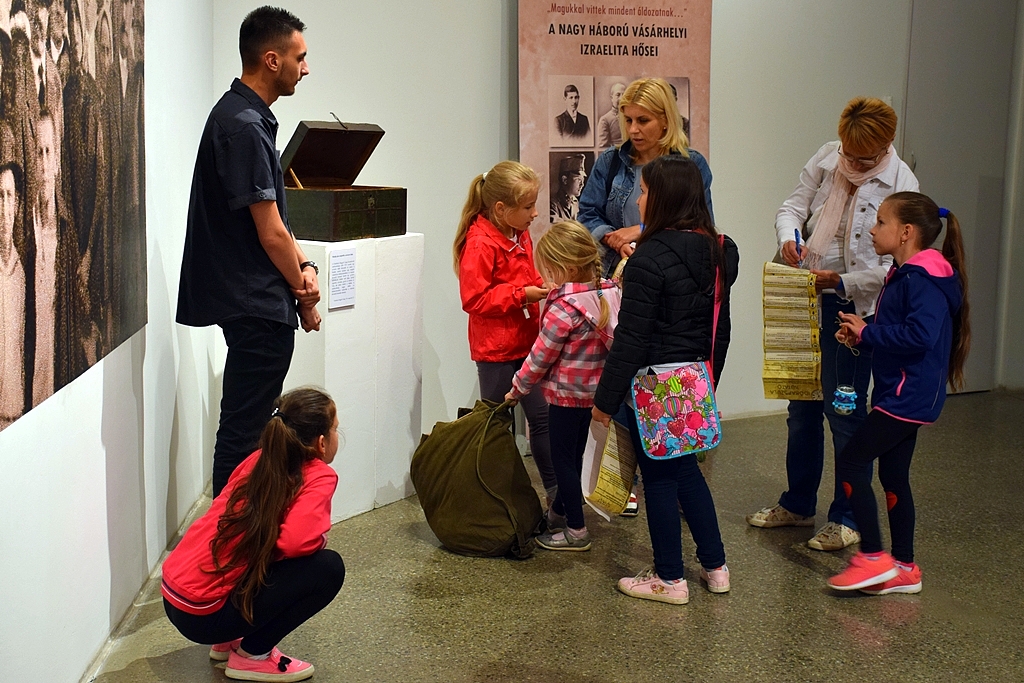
[0,0,146,432]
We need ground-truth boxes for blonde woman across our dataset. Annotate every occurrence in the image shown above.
[579,77,714,278]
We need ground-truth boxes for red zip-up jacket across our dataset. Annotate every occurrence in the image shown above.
[458,214,544,362]
[161,451,337,615]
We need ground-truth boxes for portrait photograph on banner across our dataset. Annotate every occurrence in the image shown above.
[0,0,146,432]
[519,0,711,238]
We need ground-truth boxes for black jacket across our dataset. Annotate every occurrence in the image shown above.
[594,229,740,415]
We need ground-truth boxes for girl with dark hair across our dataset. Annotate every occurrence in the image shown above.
[827,192,970,594]
[592,155,739,604]
[162,387,345,682]
[579,77,715,515]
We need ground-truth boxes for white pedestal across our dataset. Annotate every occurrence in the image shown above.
[284,233,424,522]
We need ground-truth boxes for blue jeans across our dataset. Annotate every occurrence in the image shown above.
[616,403,725,581]
[778,294,873,529]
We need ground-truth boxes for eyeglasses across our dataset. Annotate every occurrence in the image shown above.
[838,146,888,166]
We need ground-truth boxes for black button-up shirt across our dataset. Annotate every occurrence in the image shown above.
[176,79,297,328]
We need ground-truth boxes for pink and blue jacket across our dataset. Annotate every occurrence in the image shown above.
[855,249,963,424]
[510,280,621,408]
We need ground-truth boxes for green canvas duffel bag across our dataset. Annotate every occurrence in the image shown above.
[411,400,543,558]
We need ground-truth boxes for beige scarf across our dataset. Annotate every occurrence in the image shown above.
[803,145,894,270]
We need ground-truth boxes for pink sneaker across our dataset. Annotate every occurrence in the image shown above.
[827,551,899,591]
[224,647,314,682]
[700,564,730,593]
[861,562,923,595]
[209,638,242,661]
[617,569,689,604]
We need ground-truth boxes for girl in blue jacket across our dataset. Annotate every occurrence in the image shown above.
[827,191,970,594]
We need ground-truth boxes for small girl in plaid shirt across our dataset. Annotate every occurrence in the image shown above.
[506,221,621,551]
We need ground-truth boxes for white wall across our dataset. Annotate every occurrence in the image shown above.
[997,0,1024,388]
[0,1,217,682]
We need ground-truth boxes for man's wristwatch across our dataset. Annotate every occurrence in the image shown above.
[300,260,319,275]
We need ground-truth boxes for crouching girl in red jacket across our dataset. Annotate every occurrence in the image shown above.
[162,387,344,682]
[453,161,558,502]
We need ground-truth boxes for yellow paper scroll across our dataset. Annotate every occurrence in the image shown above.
[581,420,638,522]
[762,263,823,400]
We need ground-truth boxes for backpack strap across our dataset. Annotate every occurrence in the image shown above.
[475,400,533,557]
[709,234,725,381]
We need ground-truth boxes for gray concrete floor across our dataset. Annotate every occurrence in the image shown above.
[88,391,1024,683]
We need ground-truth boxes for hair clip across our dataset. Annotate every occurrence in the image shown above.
[482,171,488,181]
[271,407,281,418]
[938,207,950,219]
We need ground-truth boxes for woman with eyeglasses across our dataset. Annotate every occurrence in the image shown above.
[746,97,919,554]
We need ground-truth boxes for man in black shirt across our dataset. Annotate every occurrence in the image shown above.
[176,6,320,496]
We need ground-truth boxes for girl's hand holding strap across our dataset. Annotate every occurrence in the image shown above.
[836,311,866,346]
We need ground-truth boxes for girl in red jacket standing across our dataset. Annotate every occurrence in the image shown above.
[453,161,557,501]
[162,388,344,682]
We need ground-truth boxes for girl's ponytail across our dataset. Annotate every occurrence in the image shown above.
[453,175,486,274]
[940,210,971,391]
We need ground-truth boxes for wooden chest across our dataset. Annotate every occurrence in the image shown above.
[281,121,407,241]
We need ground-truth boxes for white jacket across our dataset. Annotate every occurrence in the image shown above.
[775,141,919,317]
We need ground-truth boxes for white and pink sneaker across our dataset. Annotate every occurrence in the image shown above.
[617,569,689,605]
[700,564,731,593]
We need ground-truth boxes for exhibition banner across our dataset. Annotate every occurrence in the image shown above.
[518,0,712,230]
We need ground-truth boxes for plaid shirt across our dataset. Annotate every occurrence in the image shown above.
[511,281,620,408]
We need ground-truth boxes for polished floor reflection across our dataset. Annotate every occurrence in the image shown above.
[89,391,1024,682]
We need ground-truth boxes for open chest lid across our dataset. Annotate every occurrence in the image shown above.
[280,120,384,188]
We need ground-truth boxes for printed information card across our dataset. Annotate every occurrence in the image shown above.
[328,248,357,310]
